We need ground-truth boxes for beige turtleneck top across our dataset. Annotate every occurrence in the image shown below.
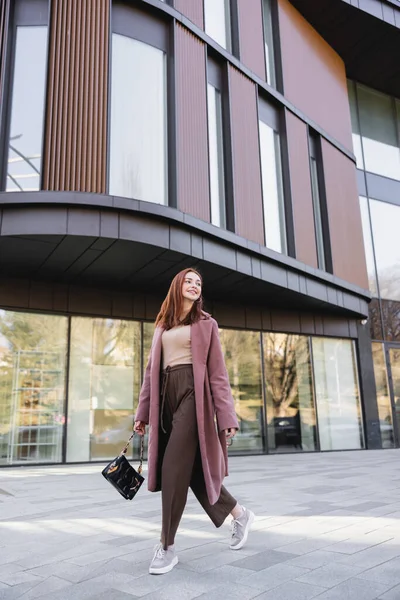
[161,325,192,369]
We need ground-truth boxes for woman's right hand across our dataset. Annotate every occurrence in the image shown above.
[134,420,146,436]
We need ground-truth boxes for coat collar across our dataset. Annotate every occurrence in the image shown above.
[151,316,212,367]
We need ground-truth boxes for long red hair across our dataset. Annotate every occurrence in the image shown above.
[155,268,204,330]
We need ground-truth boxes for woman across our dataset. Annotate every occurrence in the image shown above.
[134,268,254,575]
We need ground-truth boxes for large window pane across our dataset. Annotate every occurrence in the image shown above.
[359,196,378,296]
[347,81,364,170]
[207,83,226,228]
[389,348,400,444]
[259,120,286,253]
[219,329,263,453]
[312,338,364,450]
[0,311,67,465]
[263,0,276,87]
[372,343,394,448]
[6,26,48,192]
[381,300,400,342]
[110,34,167,204]
[369,298,384,341]
[204,0,231,51]
[264,333,317,453]
[358,85,400,180]
[369,199,400,301]
[67,318,141,462]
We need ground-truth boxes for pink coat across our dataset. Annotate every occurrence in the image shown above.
[135,313,239,505]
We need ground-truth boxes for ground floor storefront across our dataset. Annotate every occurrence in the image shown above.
[0,301,394,466]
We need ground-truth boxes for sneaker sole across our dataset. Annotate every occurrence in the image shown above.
[149,556,178,575]
[230,511,255,550]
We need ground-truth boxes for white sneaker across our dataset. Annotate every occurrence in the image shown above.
[230,507,255,550]
[149,543,178,575]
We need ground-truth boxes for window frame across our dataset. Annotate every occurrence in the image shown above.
[260,0,283,91]
[108,3,172,205]
[0,0,50,192]
[203,0,233,53]
[308,129,332,273]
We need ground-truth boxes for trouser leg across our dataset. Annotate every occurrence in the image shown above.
[160,371,198,549]
[190,449,237,527]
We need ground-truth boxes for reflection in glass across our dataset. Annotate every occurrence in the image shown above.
[259,120,287,253]
[389,348,400,445]
[219,329,263,453]
[369,298,384,341]
[110,34,167,204]
[263,0,276,87]
[0,311,67,465]
[309,136,325,271]
[263,333,317,453]
[359,196,378,296]
[358,85,400,180]
[207,83,226,228]
[67,318,141,462]
[204,0,231,51]
[312,338,364,450]
[6,27,48,192]
[372,343,394,448]
[369,199,400,301]
[347,81,364,170]
[381,299,400,342]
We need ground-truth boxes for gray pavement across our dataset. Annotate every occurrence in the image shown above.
[1,450,400,599]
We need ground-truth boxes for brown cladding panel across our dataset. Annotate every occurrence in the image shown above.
[175,23,210,222]
[174,0,204,29]
[237,0,265,80]
[43,0,109,193]
[278,0,353,151]
[229,66,264,245]
[286,111,318,268]
[0,0,10,111]
[321,139,368,290]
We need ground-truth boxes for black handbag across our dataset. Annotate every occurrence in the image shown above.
[102,432,145,500]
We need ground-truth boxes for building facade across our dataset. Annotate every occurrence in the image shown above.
[0,0,397,465]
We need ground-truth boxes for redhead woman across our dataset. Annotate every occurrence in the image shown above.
[134,268,254,575]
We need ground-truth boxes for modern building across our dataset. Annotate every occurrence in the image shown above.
[0,0,398,466]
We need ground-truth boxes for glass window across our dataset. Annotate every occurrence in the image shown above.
[207,82,226,228]
[263,333,317,453]
[358,85,400,180]
[309,134,326,271]
[219,329,264,453]
[6,26,48,192]
[389,347,400,443]
[109,33,167,204]
[67,318,141,462]
[259,119,287,253]
[262,0,276,87]
[347,81,364,170]
[369,298,384,341]
[0,311,67,465]
[381,300,400,343]
[312,338,364,450]
[359,196,378,296]
[372,343,394,449]
[204,0,231,51]
[369,199,400,301]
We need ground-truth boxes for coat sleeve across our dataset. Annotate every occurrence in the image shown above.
[134,350,152,424]
[207,319,239,432]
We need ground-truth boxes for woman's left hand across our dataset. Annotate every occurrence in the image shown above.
[224,428,237,444]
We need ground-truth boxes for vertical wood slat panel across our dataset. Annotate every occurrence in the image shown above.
[0,0,10,111]
[321,139,369,289]
[43,0,109,193]
[237,0,266,81]
[174,0,204,29]
[286,111,318,267]
[175,23,210,222]
[229,66,264,245]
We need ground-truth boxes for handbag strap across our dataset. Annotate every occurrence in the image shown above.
[120,432,144,475]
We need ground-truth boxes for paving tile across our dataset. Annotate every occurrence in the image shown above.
[14,576,73,600]
[358,557,400,585]
[295,563,366,588]
[311,577,391,599]
[194,582,261,600]
[0,583,37,600]
[254,580,326,599]
[242,563,311,592]
[378,583,400,599]
[231,549,297,571]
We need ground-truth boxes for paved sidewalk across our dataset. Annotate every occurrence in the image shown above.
[1,450,400,599]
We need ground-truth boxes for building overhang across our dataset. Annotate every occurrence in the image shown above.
[0,192,370,318]
[289,0,400,98]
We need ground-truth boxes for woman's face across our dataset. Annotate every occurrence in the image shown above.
[181,271,202,303]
